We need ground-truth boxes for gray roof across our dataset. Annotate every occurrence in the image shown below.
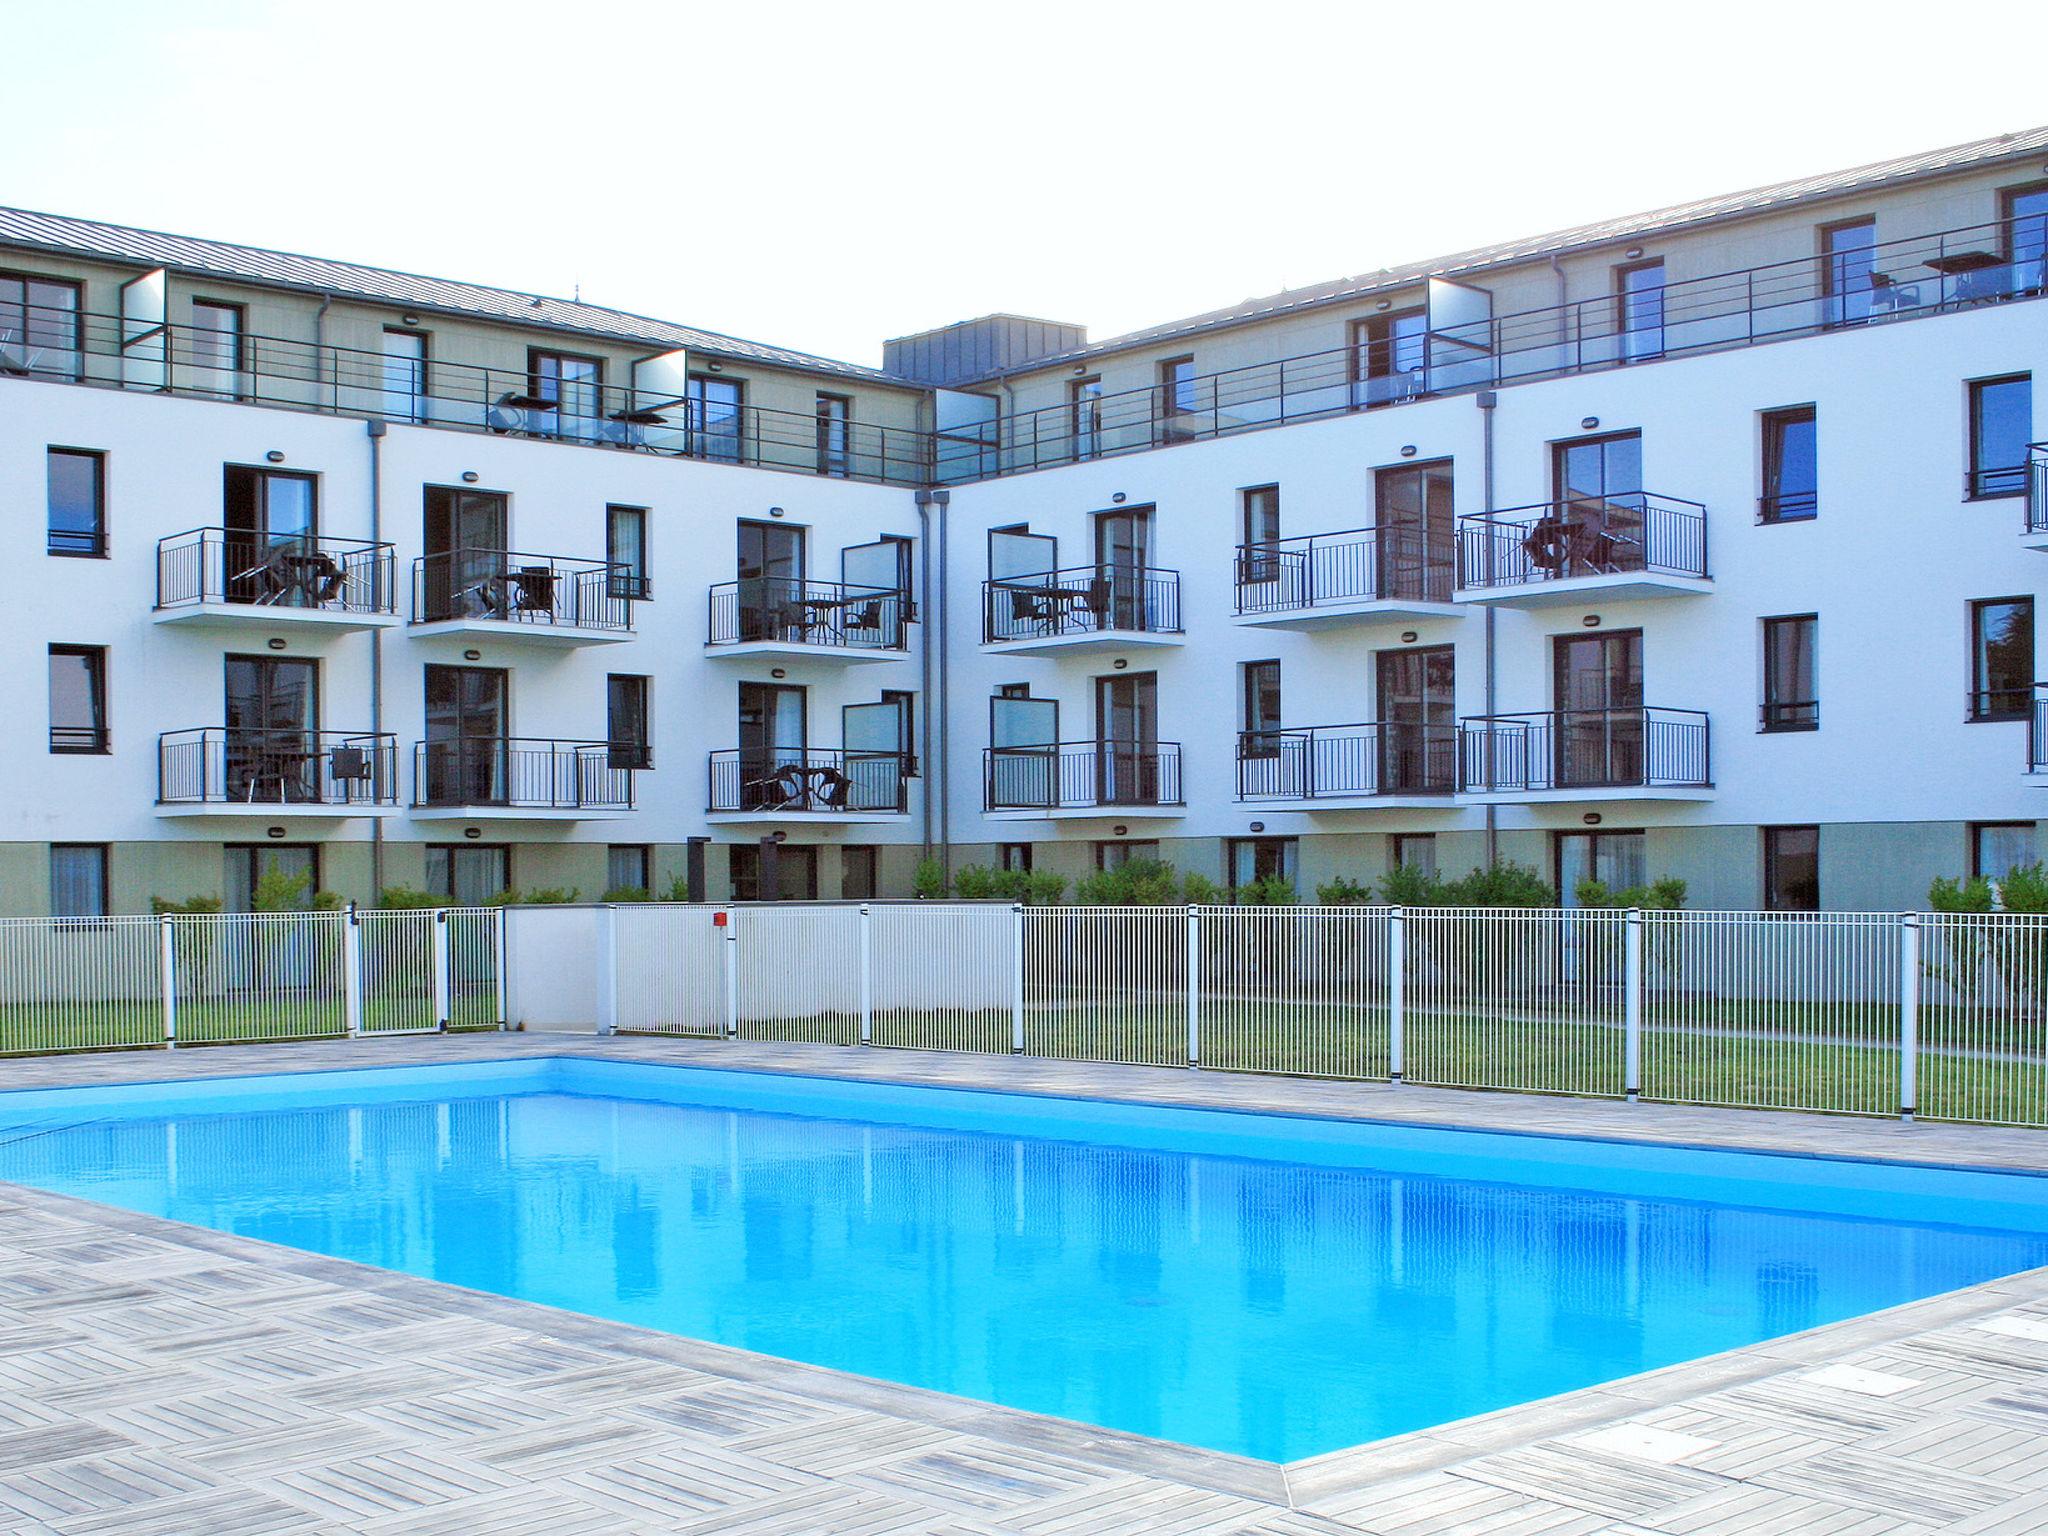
[965,122,2048,381]
[0,205,916,388]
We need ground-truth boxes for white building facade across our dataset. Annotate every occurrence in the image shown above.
[3,126,2046,915]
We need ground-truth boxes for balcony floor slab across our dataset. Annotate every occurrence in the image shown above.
[1460,785,1717,805]
[153,604,401,636]
[705,809,910,825]
[2021,529,2048,553]
[704,640,908,665]
[1453,573,1712,608]
[407,617,632,647]
[983,805,1187,822]
[980,631,1185,658]
[409,805,633,822]
[1237,794,1462,812]
[154,803,401,821]
[1233,599,1463,631]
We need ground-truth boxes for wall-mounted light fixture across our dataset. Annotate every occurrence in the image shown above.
[1072,364,1088,376]
[1582,812,1603,826]
[707,360,723,372]
[1399,444,1417,458]
[1249,821,1266,834]
[1581,614,1602,629]
[1112,658,1128,670]
[1624,246,1644,259]
[401,313,420,326]
[266,637,287,651]
[1580,416,1600,431]
[1110,492,1127,504]
[463,827,481,840]
[266,826,286,839]
[770,667,787,680]
[771,830,787,843]
[1374,298,1392,311]
[1112,825,1128,837]
[768,506,785,518]
[463,649,482,661]
[1400,630,1419,644]
[265,449,285,464]
[460,470,479,484]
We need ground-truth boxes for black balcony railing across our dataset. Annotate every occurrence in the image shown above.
[983,740,1184,811]
[939,216,2047,482]
[1459,708,1710,793]
[412,548,632,631]
[707,748,909,814]
[155,528,396,615]
[2026,444,2048,535]
[413,738,634,811]
[1234,525,1454,614]
[983,565,1183,643]
[1456,494,1708,591]
[706,577,908,651]
[2032,687,2048,774]
[0,300,933,487]
[158,728,397,807]
[1236,722,1458,799]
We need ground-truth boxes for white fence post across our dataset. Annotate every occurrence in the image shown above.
[1899,911,1920,1121]
[493,908,510,1031]
[721,908,739,1038]
[342,906,363,1038]
[1624,907,1644,1102]
[595,904,618,1036]
[858,903,873,1045]
[1010,903,1026,1054]
[160,916,178,1047]
[431,910,451,1031]
[1185,905,1201,1068]
[1388,906,1405,1083]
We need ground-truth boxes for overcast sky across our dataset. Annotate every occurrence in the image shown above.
[4,1,2043,367]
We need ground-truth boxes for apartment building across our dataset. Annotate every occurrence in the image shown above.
[3,125,2045,916]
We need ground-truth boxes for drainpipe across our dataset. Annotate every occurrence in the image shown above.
[1549,254,1568,359]
[931,489,953,878]
[314,293,335,411]
[914,489,936,860]
[367,418,387,897]
[1478,389,1498,868]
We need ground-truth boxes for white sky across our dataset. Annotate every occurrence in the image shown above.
[3,0,2043,368]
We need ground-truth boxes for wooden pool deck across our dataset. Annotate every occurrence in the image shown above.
[0,1033,2044,1533]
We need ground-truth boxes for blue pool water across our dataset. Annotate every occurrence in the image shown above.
[1,1058,2045,1462]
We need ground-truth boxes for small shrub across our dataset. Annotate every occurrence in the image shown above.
[601,886,652,903]
[150,894,223,915]
[1232,874,1297,906]
[1443,862,1553,908]
[1998,862,2048,914]
[951,864,1005,901]
[953,864,1071,906]
[1316,875,1375,906]
[1181,871,1227,906]
[1378,862,1445,907]
[1575,876,1688,910]
[1073,857,1183,906]
[912,856,948,900]
[377,884,440,909]
[663,873,695,903]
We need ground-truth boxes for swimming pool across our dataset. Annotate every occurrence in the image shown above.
[0,1057,2043,1463]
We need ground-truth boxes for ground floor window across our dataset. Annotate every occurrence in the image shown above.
[1094,840,1159,871]
[225,844,319,911]
[841,845,877,900]
[1763,826,1820,912]
[1555,830,1645,902]
[49,843,107,918]
[427,844,508,906]
[1389,833,1436,877]
[1226,837,1297,891]
[1971,822,2037,883]
[999,843,1032,873]
[606,844,651,895]
[730,843,818,901]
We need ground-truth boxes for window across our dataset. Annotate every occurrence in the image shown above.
[1616,260,1665,361]
[729,844,818,901]
[2003,184,2048,294]
[0,272,81,377]
[50,845,108,919]
[224,845,319,912]
[841,846,878,901]
[608,674,651,770]
[1094,840,1159,871]
[1227,837,1297,892]
[1968,375,2032,498]
[1761,615,1818,731]
[1390,833,1436,877]
[381,328,427,422]
[191,300,245,396]
[426,845,508,905]
[1350,311,1425,407]
[1158,356,1197,442]
[1241,660,1282,758]
[999,843,1033,873]
[1557,830,1646,901]
[607,845,651,896]
[1760,407,1817,522]
[1763,826,1820,912]
[1969,597,2033,721]
[47,448,106,557]
[1239,484,1281,583]
[1972,823,2036,883]
[816,393,851,477]
[529,349,603,430]
[1069,376,1103,460]
[48,645,107,753]
[882,689,918,775]
[686,375,745,462]
[1820,218,1877,326]
[606,505,650,600]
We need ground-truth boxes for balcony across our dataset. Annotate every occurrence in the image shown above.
[2022,445,2048,551]
[1234,526,1458,629]
[409,549,634,645]
[411,738,634,820]
[983,741,1185,819]
[706,578,908,663]
[1236,723,1459,809]
[1454,495,1710,606]
[706,749,910,823]
[155,728,399,820]
[1459,708,1713,802]
[982,566,1183,656]
[153,529,398,634]
[2031,686,2048,775]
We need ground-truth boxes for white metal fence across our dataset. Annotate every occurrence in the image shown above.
[562,903,2048,1127]
[0,907,503,1053]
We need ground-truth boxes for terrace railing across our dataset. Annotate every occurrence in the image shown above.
[1460,707,1711,793]
[2027,443,2048,534]
[412,548,632,631]
[413,738,634,811]
[1234,525,1454,614]
[1456,494,1708,591]
[706,576,908,651]
[982,564,1183,643]
[155,528,395,615]
[1237,721,1457,799]
[984,740,1184,811]
[158,728,398,807]
[706,748,910,814]
[0,300,935,487]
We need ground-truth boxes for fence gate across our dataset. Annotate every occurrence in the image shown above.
[732,905,862,1043]
[614,904,724,1036]
[869,902,1013,1053]
[169,913,349,1044]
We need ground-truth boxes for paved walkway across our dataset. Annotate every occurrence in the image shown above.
[0,1034,2043,1533]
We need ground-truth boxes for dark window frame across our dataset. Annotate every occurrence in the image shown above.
[1225,836,1297,891]
[49,843,110,921]
[729,842,819,902]
[190,299,247,397]
[815,391,852,477]
[1818,216,1878,327]
[881,688,918,776]
[1763,825,1821,913]
[840,844,878,901]
[1759,405,1818,523]
[607,673,652,770]
[1240,659,1282,759]
[1968,595,2034,722]
[1093,839,1160,872]
[48,643,109,754]
[1970,821,2037,882]
[425,843,509,904]
[1613,259,1666,360]
[0,270,84,379]
[47,446,108,558]
[606,843,652,895]
[999,843,1033,873]
[605,504,651,600]
[1390,832,1437,875]
[1760,613,1819,732]
[1967,374,2032,500]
